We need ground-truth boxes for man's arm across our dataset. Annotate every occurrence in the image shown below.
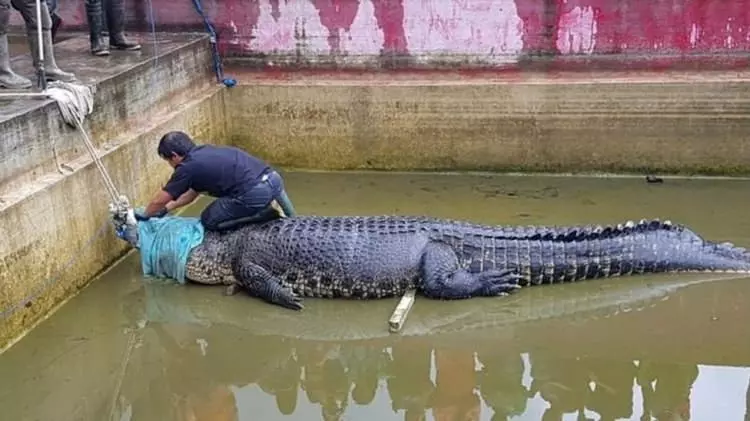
[143,189,173,217]
[142,167,191,217]
[165,189,199,212]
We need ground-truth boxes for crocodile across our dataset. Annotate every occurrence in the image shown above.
[117,212,750,311]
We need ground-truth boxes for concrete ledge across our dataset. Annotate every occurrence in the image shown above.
[227,70,750,175]
[0,32,214,198]
[0,31,230,349]
[0,86,228,350]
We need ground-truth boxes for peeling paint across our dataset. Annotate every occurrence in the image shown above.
[12,0,750,68]
[556,5,597,55]
[403,0,524,63]
[690,23,701,48]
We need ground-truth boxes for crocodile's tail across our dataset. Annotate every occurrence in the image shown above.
[432,218,750,282]
[684,238,750,273]
[628,220,750,274]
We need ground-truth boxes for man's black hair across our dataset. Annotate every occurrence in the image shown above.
[157,131,196,159]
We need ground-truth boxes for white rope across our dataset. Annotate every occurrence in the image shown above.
[44,81,122,204]
[45,81,96,127]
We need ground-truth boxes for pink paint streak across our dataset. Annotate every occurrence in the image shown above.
[311,0,360,53]
[8,0,750,69]
[372,0,407,54]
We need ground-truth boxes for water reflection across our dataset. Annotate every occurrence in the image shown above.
[107,311,749,421]
[74,274,747,421]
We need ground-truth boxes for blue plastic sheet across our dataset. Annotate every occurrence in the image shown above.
[136,214,205,284]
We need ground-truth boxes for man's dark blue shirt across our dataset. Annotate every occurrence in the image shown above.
[162,145,270,201]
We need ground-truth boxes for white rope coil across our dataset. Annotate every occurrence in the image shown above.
[45,80,96,128]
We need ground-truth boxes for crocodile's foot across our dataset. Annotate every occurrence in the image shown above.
[478,270,524,296]
[223,284,240,296]
[277,289,304,311]
[284,295,304,310]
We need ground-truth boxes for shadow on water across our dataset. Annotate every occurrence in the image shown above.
[2,172,750,420]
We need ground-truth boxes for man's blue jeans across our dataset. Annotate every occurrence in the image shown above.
[200,170,296,232]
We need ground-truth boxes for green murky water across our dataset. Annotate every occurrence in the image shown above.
[1,171,750,421]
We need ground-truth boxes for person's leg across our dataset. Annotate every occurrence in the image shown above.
[100,0,108,36]
[44,0,61,43]
[104,0,140,50]
[0,0,32,89]
[265,170,297,217]
[200,197,280,232]
[11,0,75,82]
[44,0,56,14]
[84,0,108,55]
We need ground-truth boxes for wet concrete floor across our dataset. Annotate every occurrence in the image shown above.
[1,171,750,420]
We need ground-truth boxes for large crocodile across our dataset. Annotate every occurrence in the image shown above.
[115,210,750,311]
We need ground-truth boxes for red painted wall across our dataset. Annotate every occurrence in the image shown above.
[11,0,750,69]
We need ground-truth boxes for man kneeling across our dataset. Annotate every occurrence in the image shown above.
[139,131,296,231]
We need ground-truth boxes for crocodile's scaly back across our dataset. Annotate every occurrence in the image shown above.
[184,216,750,307]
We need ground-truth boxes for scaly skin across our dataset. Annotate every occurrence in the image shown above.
[182,215,750,311]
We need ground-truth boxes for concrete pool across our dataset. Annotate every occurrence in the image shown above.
[1,171,749,420]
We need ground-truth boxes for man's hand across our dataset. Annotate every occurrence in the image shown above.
[144,189,174,217]
[135,207,168,221]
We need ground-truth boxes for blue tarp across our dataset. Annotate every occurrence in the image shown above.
[136,213,205,284]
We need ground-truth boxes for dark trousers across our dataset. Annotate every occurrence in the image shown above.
[85,0,126,41]
[200,170,294,232]
[1,0,52,33]
[45,0,57,14]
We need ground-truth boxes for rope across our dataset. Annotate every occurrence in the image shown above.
[2,0,236,322]
[190,0,237,87]
[45,81,95,126]
[0,81,127,321]
[45,81,121,204]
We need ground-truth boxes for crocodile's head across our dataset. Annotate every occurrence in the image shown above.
[109,202,140,248]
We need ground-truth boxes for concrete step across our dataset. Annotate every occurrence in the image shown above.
[0,32,214,198]
[0,32,229,351]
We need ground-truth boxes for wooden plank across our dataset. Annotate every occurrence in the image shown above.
[388,289,416,333]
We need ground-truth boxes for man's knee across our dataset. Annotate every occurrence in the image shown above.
[199,199,230,231]
[201,199,282,232]
[200,213,220,231]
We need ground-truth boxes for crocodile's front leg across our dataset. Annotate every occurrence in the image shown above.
[223,284,241,296]
[420,241,523,299]
[232,260,304,310]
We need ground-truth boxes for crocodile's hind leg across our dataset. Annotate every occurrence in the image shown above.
[232,260,304,310]
[420,241,523,299]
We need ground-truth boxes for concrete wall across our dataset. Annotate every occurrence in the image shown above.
[11,0,750,69]
[226,73,750,175]
[0,90,227,350]
[0,36,214,199]
[0,36,230,350]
